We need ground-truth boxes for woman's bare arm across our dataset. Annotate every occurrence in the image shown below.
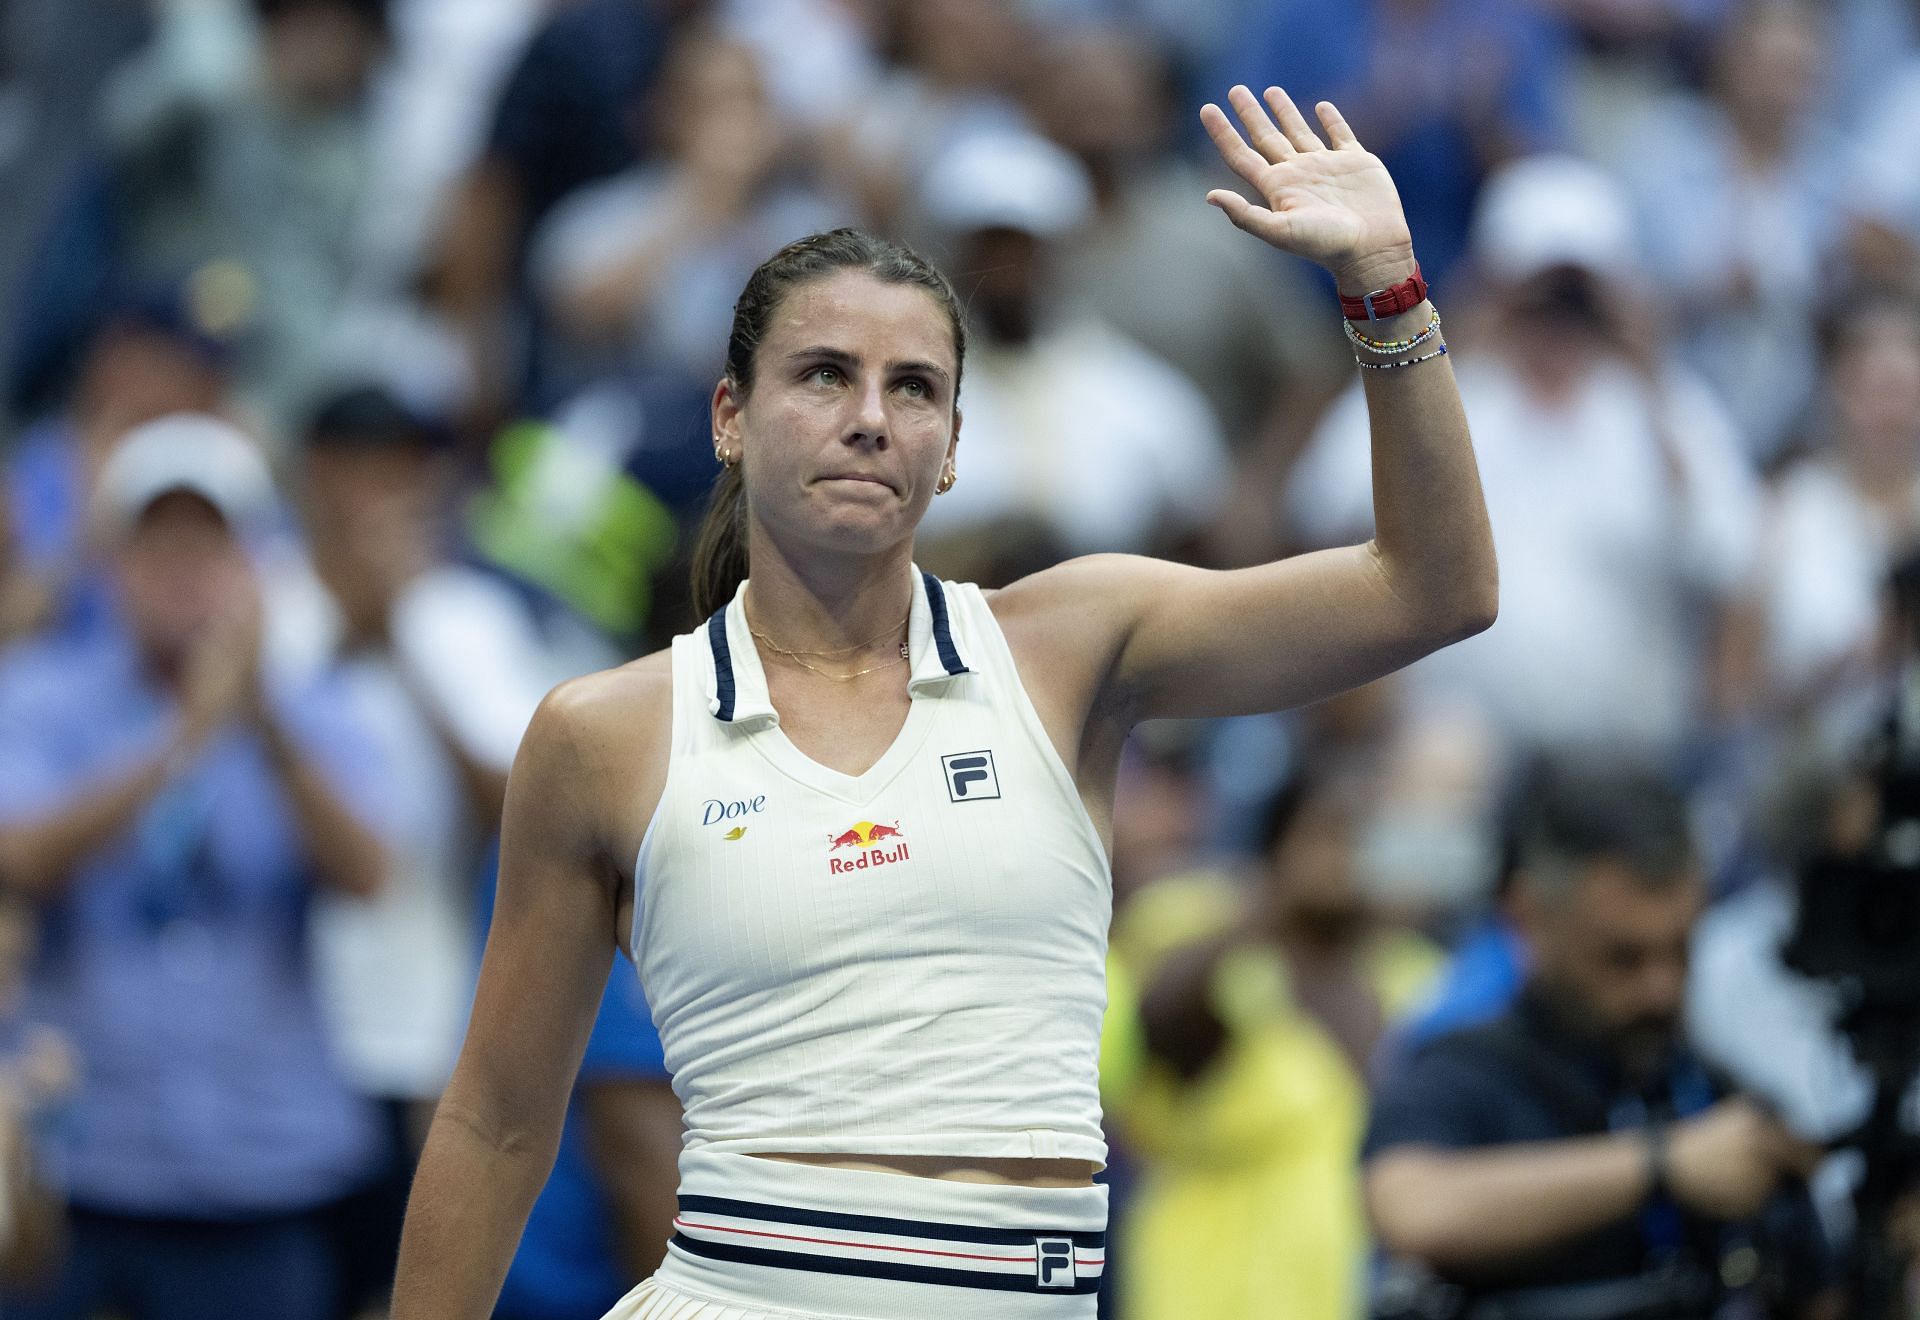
[392,669,666,1319]
[996,89,1494,729]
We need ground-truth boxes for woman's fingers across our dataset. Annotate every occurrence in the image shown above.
[1206,188,1289,246]
[1227,84,1295,162]
[1200,102,1277,187]
[1262,86,1325,153]
[1316,99,1361,150]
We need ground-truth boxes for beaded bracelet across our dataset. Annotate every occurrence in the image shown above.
[1355,343,1448,371]
[1345,307,1442,355]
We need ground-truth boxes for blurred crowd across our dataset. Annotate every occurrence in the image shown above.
[2,0,1920,1316]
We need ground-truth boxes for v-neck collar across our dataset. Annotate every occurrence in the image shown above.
[699,568,972,802]
[702,566,971,728]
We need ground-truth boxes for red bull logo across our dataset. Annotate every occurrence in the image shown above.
[826,820,910,873]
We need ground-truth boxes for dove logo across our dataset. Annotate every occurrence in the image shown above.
[702,796,766,828]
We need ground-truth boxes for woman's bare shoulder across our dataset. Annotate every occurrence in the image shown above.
[515,648,676,795]
[513,647,678,871]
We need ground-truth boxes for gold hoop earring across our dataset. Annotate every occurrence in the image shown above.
[936,465,956,494]
[715,445,738,468]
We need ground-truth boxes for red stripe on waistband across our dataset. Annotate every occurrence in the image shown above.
[673,1216,1104,1267]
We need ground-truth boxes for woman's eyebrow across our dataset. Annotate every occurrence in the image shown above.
[787,345,859,369]
[889,359,951,383]
[785,347,950,384]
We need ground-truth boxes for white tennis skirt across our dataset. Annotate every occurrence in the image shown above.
[601,1147,1107,1320]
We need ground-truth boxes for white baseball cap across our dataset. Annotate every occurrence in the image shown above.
[1470,154,1639,283]
[920,128,1094,238]
[95,413,277,537]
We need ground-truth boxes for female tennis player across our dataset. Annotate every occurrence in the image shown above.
[392,86,1495,1320]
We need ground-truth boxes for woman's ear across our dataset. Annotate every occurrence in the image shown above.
[713,376,744,460]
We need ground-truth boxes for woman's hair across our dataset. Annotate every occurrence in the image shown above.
[689,228,967,621]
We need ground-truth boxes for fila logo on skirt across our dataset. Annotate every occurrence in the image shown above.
[669,1194,1104,1294]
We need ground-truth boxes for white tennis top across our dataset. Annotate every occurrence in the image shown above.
[631,569,1111,1166]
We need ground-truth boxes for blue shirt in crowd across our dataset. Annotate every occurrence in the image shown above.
[4,423,116,642]
[0,627,389,1218]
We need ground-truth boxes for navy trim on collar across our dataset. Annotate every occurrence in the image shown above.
[706,608,736,722]
[922,571,970,677]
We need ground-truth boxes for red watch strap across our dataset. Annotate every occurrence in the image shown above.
[1340,265,1428,322]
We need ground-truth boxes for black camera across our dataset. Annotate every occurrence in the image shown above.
[1779,549,1920,1318]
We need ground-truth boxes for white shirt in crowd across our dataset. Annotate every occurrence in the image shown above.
[918,316,1231,556]
[267,557,555,1100]
[1288,355,1761,760]
[1609,93,1854,465]
[1756,459,1918,697]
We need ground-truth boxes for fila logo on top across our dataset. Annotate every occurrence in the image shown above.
[941,750,999,802]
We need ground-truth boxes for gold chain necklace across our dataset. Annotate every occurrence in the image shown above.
[749,609,910,659]
[748,608,911,682]
[753,644,908,682]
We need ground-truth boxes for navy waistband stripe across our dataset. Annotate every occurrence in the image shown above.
[670,1233,1102,1295]
[922,571,969,676]
[676,1194,1104,1249]
[706,609,736,722]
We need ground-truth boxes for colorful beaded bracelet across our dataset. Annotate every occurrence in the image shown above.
[1345,307,1443,355]
[1354,343,1449,372]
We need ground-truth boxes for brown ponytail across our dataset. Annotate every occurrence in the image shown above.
[687,228,967,621]
[690,462,749,620]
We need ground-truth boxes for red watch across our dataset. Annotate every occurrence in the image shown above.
[1339,264,1428,322]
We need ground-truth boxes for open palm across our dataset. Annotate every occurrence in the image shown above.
[1201,86,1414,289]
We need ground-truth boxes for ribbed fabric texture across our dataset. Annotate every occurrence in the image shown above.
[611,1277,803,1320]
[631,571,1112,1167]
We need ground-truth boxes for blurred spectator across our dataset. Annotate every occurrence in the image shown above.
[1032,23,1346,457]
[530,24,847,396]
[425,0,681,423]
[11,0,397,433]
[1289,155,1762,767]
[481,877,681,1320]
[1214,0,1576,285]
[0,892,74,1285]
[840,0,1037,238]
[1842,0,1920,284]
[914,128,1230,572]
[1749,298,1920,723]
[0,417,391,1319]
[1109,729,1218,904]
[1102,769,1440,1320]
[1363,759,1839,1318]
[271,385,556,1317]
[1687,739,1877,1157]
[351,0,544,305]
[0,478,52,649]
[4,297,233,646]
[0,0,155,424]
[1536,0,1728,159]
[431,0,870,421]
[1610,0,1850,466]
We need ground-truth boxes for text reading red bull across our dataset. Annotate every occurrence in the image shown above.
[825,820,910,873]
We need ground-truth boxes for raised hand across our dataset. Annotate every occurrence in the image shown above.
[179,572,266,743]
[1200,85,1416,294]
